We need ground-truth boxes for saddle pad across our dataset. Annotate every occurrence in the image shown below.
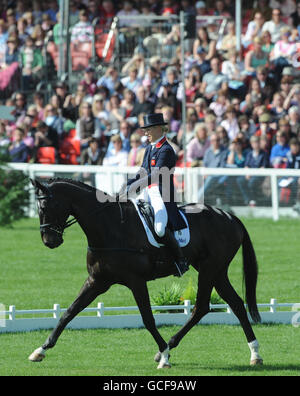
[130,199,190,248]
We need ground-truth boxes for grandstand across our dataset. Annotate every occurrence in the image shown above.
[1,0,300,210]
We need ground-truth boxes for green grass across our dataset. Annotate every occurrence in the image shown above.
[0,325,299,376]
[0,217,300,376]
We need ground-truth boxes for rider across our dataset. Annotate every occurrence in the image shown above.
[120,113,189,277]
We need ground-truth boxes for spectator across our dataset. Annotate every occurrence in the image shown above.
[34,120,59,152]
[270,92,286,122]
[121,66,142,94]
[200,56,228,102]
[289,1,300,28]
[214,0,231,17]
[131,86,154,118]
[79,66,97,96]
[256,66,275,102]
[251,0,272,20]
[216,125,230,148]
[62,84,87,123]
[261,30,274,54]
[121,54,145,80]
[98,0,116,30]
[255,112,276,149]
[20,36,43,91]
[0,19,8,46]
[13,92,27,122]
[278,138,300,204]
[127,133,145,166]
[193,26,217,60]
[287,106,300,136]
[16,17,29,46]
[270,0,296,17]
[9,127,29,163]
[198,132,229,200]
[262,8,288,43]
[209,90,228,123]
[107,94,126,130]
[97,66,120,95]
[244,37,269,75]
[92,94,108,125]
[75,102,101,149]
[186,123,210,165]
[80,138,103,165]
[121,88,135,118]
[116,0,140,27]
[270,27,297,81]
[194,97,207,120]
[219,20,237,57]
[103,134,128,166]
[270,131,290,168]
[3,36,19,66]
[44,103,63,135]
[70,9,93,44]
[243,12,266,48]
[236,135,269,205]
[220,106,240,141]
[0,121,10,149]
[221,49,246,98]
[54,81,69,109]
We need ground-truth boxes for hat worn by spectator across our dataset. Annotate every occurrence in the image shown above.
[196,1,206,8]
[141,113,168,129]
[282,67,294,76]
[259,113,270,123]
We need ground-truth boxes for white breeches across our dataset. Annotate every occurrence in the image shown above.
[144,185,168,238]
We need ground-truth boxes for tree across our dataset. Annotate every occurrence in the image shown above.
[0,153,29,226]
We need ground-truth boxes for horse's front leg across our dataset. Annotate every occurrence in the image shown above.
[29,277,111,362]
[130,279,170,369]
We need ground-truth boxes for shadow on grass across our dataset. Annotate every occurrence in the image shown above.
[177,362,299,373]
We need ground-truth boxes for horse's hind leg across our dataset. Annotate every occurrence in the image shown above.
[28,277,111,362]
[166,273,214,353]
[214,272,263,366]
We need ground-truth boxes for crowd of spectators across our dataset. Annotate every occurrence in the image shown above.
[1,0,300,205]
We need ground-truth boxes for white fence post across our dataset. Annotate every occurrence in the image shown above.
[183,300,191,315]
[9,305,15,321]
[97,302,104,317]
[271,174,279,221]
[270,298,277,313]
[53,304,61,319]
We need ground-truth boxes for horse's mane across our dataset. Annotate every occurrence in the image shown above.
[46,177,97,193]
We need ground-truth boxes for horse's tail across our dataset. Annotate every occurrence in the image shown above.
[235,216,261,324]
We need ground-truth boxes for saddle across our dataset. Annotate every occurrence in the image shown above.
[132,199,190,248]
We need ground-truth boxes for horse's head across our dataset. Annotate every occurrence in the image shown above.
[31,179,70,249]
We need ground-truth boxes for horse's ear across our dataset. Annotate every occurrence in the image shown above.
[30,179,48,194]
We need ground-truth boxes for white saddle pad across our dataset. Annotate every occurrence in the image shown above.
[130,199,190,248]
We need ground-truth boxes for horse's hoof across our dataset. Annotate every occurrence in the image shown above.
[28,347,46,362]
[157,362,171,369]
[250,358,263,366]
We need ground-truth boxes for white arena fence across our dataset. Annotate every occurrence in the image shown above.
[7,163,300,221]
[0,299,299,333]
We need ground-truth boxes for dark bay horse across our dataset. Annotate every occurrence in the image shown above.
[28,178,263,368]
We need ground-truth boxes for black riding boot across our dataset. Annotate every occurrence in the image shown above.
[160,228,189,277]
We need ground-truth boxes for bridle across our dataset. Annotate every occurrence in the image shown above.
[36,192,78,236]
[35,191,123,237]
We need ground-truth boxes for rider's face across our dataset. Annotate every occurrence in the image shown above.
[144,125,164,143]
